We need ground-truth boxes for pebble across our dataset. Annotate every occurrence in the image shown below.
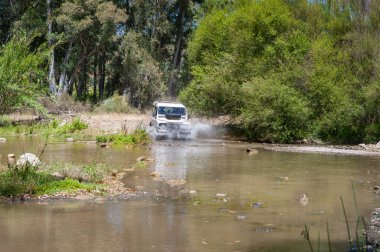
[246,148,259,155]
[236,214,247,220]
[216,193,227,198]
[251,202,262,208]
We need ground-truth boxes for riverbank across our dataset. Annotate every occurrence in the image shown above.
[0,150,155,202]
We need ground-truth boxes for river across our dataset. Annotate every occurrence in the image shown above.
[0,137,379,251]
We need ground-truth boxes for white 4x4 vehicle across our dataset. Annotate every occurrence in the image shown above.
[150,101,191,139]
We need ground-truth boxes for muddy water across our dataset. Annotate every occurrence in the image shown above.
[0,137,380,251]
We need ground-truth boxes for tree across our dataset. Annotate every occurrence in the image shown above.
[0,36,46,114]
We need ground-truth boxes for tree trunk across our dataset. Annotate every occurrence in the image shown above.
[168,0,187,98]
[77,57,87,100]
[98,52,106,101]
[93,53,98,103]
[47,0,57,94]
[58,39,73,95]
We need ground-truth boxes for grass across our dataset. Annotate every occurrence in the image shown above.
[43,162,114,183]
[0,117,88,139]
[0,117,151,145]
[96,129,151,145]
[34,178,97,195]
[0,162,111,197]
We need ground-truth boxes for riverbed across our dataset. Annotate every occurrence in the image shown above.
[0,137,379,251]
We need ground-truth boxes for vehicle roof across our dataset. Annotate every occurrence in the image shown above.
[153,101,186,108]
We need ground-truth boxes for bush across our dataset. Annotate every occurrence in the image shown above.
[94,94,131,113]
[55,118,88,135]
[0,35,46,114]
[40,94,91,114]
[240,78,311,143]
[96,129,151,145]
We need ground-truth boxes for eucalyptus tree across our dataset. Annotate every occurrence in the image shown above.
[55,0,126,100]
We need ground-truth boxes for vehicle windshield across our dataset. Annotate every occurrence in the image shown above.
[158,106,186,115]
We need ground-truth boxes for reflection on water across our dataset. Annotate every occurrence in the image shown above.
[0,137,380,251]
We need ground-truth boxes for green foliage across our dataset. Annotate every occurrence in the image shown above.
[96,129,151,145]
[94,94,131,113]
[240,78,311,143]
[42,162,114,183]
[55,118,88,135]
[0,118,88,138]
[0,35,47,114]
[0,163,96,197]
[112,31,165,109]
[181,0,380,143]
[34,178,97,195]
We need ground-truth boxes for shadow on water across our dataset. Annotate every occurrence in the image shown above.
[0,137,379,251]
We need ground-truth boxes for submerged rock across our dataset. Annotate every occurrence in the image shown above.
[246,148,259,155]
[236,214,247,220]
[216,193,227,198]
[298,194,309,206]
[251,202,262,208]
[16,153,41,167]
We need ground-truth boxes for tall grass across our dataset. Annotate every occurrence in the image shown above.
[303,181,372,252]
[0,118,88,138]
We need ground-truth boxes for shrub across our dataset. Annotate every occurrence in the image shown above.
[39,94,91,114]
[96,129,151,145]
[94,94,131,113]
[55,118,88,135]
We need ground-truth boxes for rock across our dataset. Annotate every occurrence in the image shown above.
[251,202,262,208]
[216,193,227,198]
[117,172,126,179]
[255,226,274,232]
[246,148,259,155]
[179,188,190,198]
[100,143,109,148]
[135,185,145,191]
[189,190,198,197]
[374,186,380,190]
[7,154,16,166]
[52,172,64,180]
[124,167,135,174]
[368,208,380,247]
[359,143,369,149]
[16,153,41,167]
[0,138,6,143]
[279,176,289,181]
[376,141,380,148]
[236,214,247,220]
[75,194,94,201]
[66,138,74,142]
[167,179,187,187]
[150,171,161,178]
[298,194,309,206]
[136,156,146,162]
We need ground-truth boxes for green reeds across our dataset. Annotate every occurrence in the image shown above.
[303,180,370,252]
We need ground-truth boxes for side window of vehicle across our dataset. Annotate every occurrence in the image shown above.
[152,107,157,117]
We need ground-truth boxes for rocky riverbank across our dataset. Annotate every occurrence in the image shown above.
[368,208,380,248]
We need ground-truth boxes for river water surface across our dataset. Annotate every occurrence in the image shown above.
[0,137,379,251]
